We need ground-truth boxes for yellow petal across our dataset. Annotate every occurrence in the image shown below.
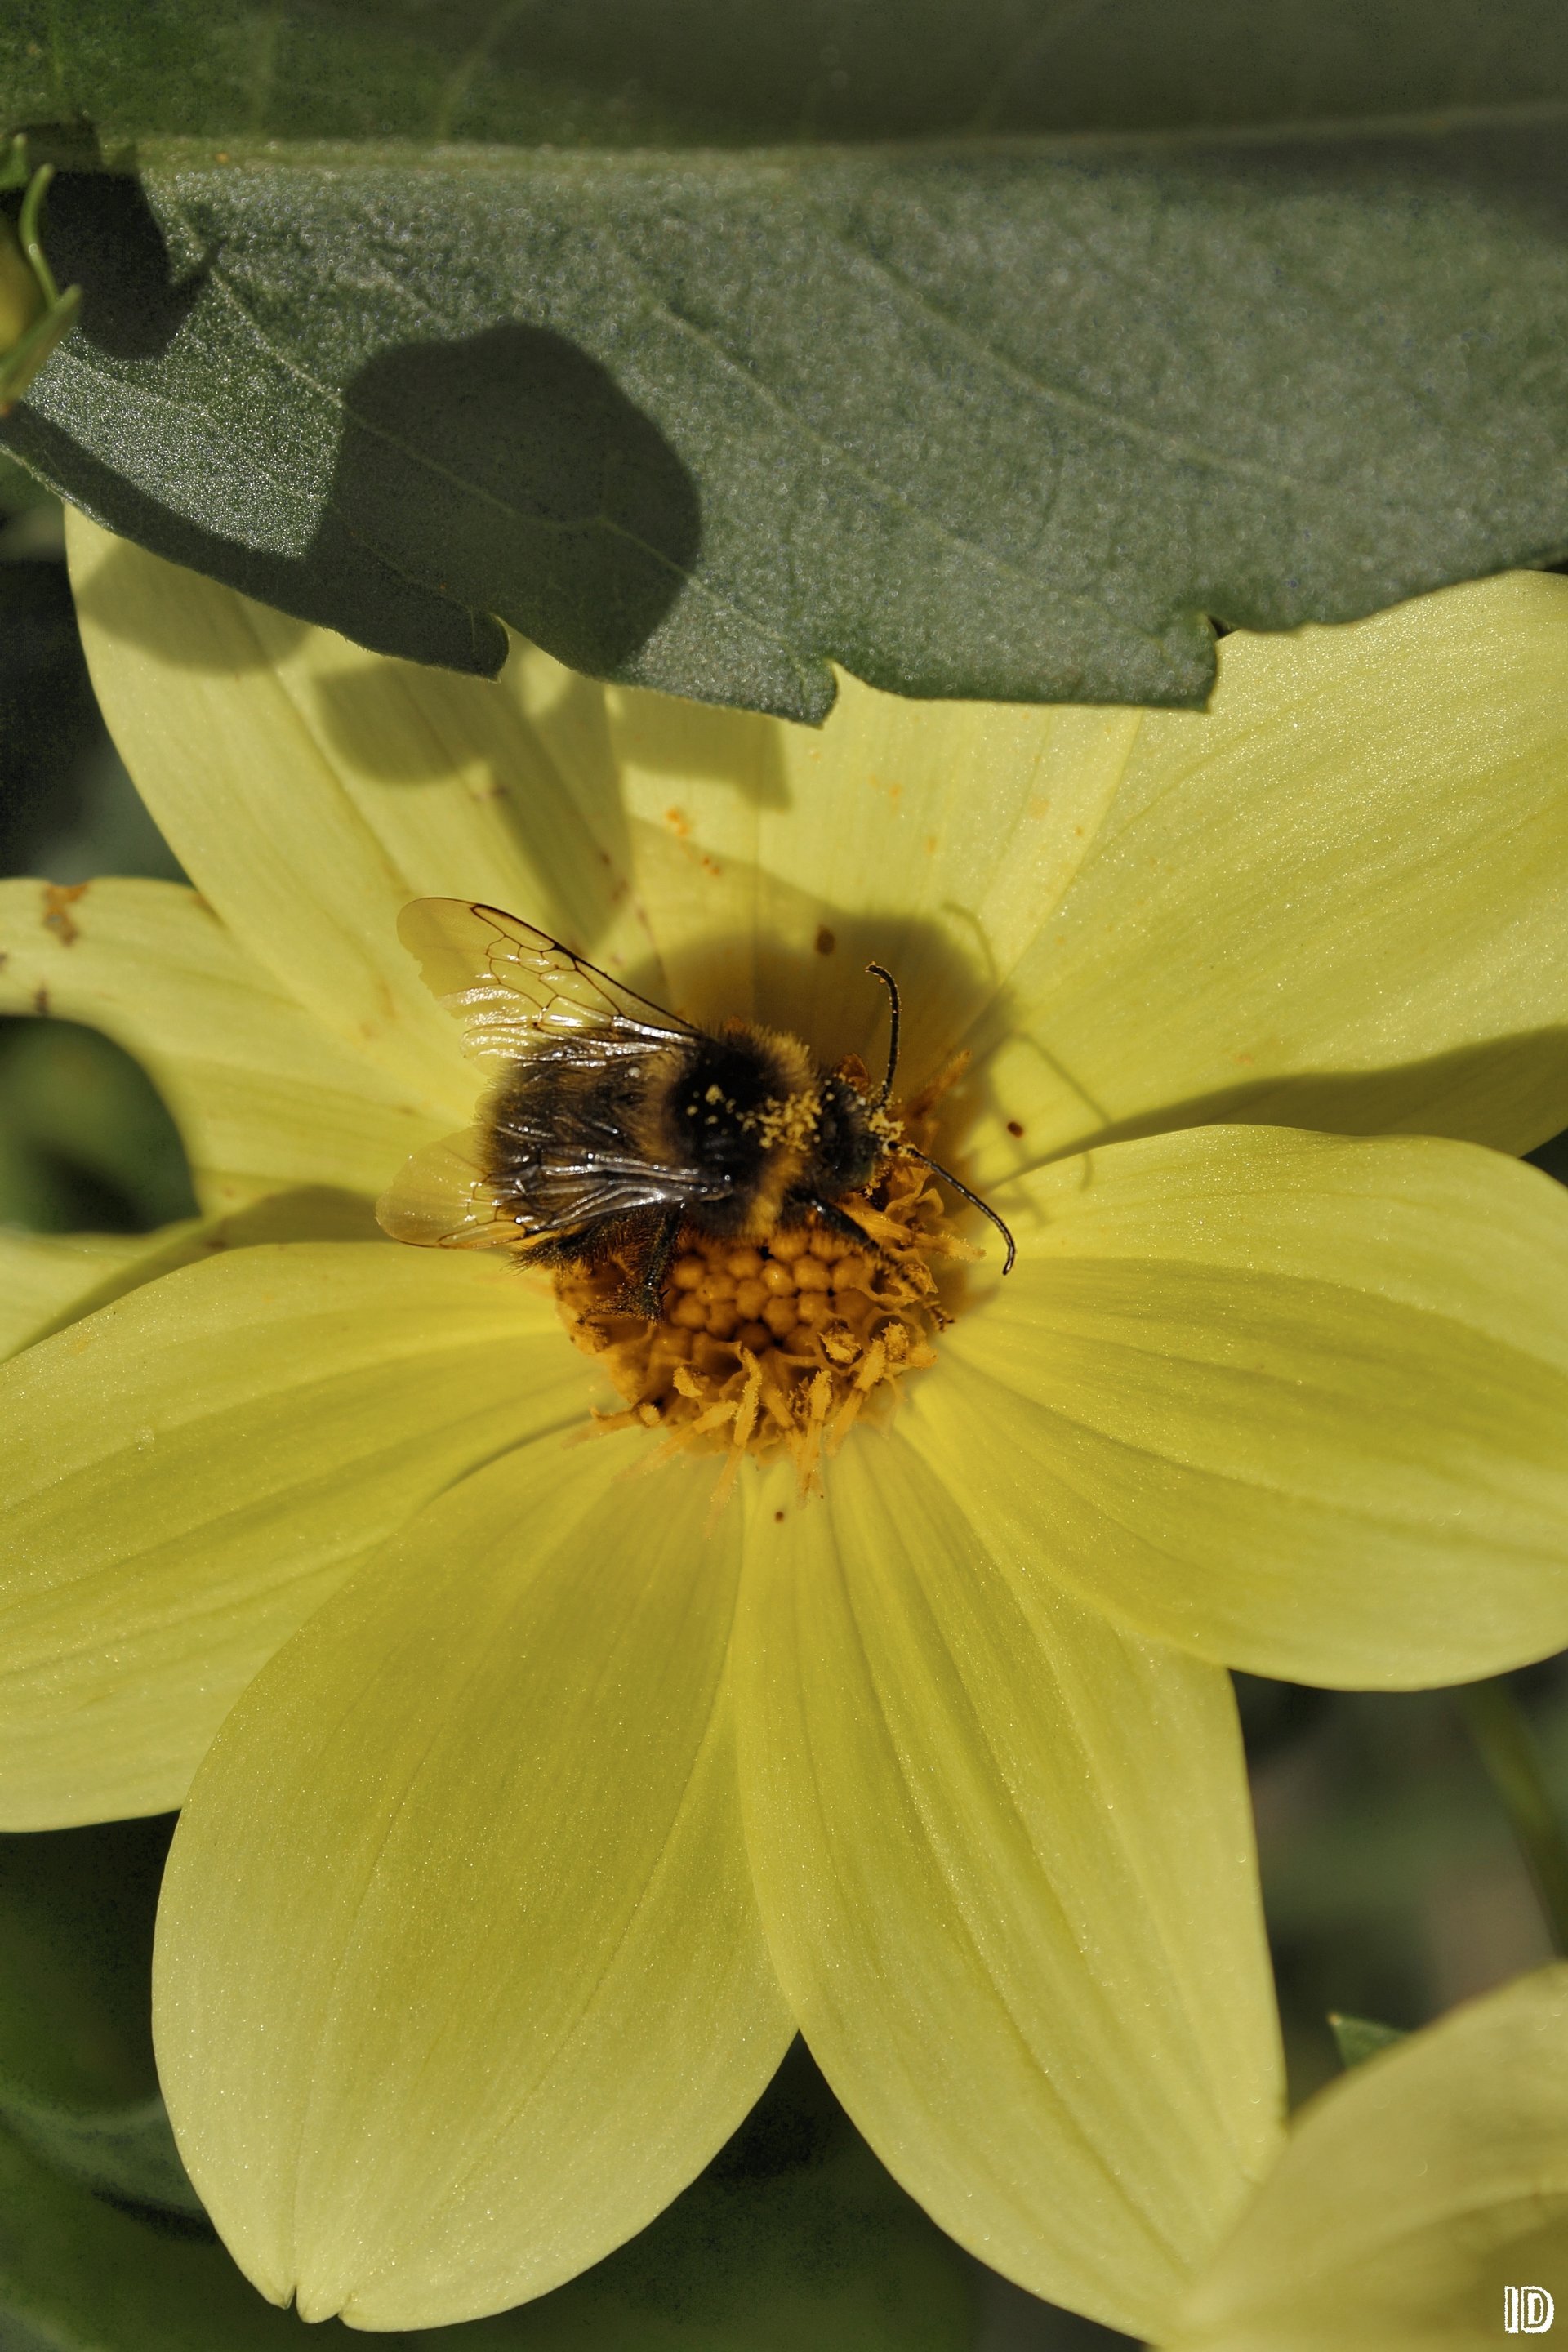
[733,1434,1283,2341]
[0,1192,409,1361]
[970,573,1568,1173]
[68,513,1138,1093]
[68,516,644,1114]
[74,520,1568,1173]
[155,1440,791,2329]
[0,876,447,1211]
[0,1242,583,1827]
[1166,1965,1568,2350]
[599,678,1134,1082]
[0,1225,180,1359]
[930,1125,1568,1688]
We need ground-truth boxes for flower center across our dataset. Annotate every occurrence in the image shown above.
[555,1138,978,1510]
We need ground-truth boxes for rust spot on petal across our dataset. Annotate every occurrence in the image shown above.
[42,882,88,946]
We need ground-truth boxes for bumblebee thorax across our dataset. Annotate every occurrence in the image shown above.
[664,1031,809,1183]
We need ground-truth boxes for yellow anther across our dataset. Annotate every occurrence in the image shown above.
[554,1131,964,1508]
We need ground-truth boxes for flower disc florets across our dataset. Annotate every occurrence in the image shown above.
[557,1123,978,1505]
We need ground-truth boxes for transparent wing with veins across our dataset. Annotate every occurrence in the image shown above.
[398,898,697,1070]
[377,899,725,1254]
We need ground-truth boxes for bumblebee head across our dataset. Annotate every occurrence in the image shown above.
[809,1073,888,1196]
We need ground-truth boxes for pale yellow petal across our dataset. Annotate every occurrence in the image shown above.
[155,1440,791,2329]
[733,1433,1284,2341]
[0,1192,404,1361]
[969,573,1568,1174]
[0,1242,585,1827]
[1166,1966,1568,2350]
[67,516,645,1111]
[0,876,446,1211]
[0,1225,179,1359]
[599,679,1134,1084]
[69,510,1140,1101]
[929,1125,1568,1687]
[470,577,1568,1167]
[74,524,1568,1178]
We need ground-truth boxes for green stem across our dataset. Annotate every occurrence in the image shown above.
[17,166,62,308]
[1458,1674,1568,1958]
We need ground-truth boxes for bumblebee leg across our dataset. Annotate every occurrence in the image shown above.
[797,1196,876,1251]
[617,1205,684,1320]
[794,1197,909,1285]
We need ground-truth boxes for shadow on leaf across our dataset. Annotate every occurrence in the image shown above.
[4,185,704,686]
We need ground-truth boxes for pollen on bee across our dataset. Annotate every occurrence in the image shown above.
[554,1150,980,1511]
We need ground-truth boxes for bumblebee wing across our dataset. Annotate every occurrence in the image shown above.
[376,1116,726,1255]
[389,906,728,1254]
[398,898,697,1070]
[376,1125,522,1252]
[485,1069,730,1239]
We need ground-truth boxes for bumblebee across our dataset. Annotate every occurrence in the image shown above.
[377,899,1015,1313]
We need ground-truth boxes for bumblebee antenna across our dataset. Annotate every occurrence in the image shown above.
[866,962,900,1104]
[898,1146,1017,1274]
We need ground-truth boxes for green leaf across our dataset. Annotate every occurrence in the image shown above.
[0,2046,978,2350]
[0,1819,202,2216]
[1327,2012,1407,2070]
[4,0,1568,154]
[7,5,1568,717]
[2,2091,200,2222]
[0,2123,296,2350]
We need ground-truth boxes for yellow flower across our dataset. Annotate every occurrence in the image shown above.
[2,516,1568,2335]
[1162,1966,1568,2351]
